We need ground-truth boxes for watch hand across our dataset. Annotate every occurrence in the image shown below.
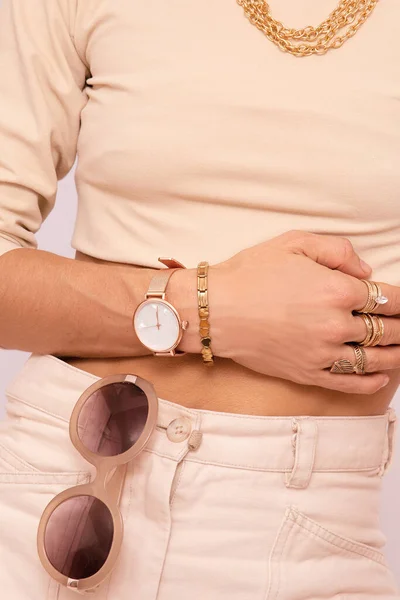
[156,306,161,330]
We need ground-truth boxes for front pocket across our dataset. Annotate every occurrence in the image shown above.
[0,441,39,472]
[0,469,90,485]
[0,442,90,485]
[266,507,398,600]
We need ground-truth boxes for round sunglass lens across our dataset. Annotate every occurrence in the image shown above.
[77,381,149,457]
[44,496,113,580]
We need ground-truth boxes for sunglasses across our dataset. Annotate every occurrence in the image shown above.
[37,374,158,594]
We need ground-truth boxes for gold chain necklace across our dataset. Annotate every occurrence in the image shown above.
[237,0,379,57]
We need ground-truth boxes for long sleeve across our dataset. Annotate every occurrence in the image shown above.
[0,0,89,255]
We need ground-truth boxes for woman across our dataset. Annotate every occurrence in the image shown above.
[0,0,399,598]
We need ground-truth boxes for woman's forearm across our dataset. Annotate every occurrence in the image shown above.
[0,248,198,358]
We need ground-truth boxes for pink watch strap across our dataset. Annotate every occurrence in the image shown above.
[145,257,185,299]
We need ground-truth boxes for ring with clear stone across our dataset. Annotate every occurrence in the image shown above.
[359,280,388,313]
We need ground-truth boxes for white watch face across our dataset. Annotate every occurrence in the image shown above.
[134,300,180,352]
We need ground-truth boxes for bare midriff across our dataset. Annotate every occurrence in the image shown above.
[63,252,399,418]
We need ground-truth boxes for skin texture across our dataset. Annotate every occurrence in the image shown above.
[2,231,400,416]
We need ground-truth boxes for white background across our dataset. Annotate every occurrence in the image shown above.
[0,169,399,581]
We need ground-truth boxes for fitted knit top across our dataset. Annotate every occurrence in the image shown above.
[0,0,399,283]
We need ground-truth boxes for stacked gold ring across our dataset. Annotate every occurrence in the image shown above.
[359,280,388,313]
[357,313,385,347]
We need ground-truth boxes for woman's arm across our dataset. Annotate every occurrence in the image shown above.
[3,229,400,399]
[0,248,158,357]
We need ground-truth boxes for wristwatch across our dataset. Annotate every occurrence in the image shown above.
[133,258,188,356]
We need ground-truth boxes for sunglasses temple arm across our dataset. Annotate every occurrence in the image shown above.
[107,463,128,506]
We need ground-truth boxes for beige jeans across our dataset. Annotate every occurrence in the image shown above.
[0,353,399,600]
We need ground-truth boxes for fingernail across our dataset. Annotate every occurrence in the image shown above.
[379,376,390,389]
[360,259,372,273]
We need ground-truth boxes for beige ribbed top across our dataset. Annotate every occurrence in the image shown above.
[0,0,399,282]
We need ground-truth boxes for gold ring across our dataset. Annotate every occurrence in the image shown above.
[368,315,384,347]
[330,359,355,374]
[357,313,374,346]
[356,313,384,347]
[352,344,367,374]
[359,280,388,313]
[330,345,367,375]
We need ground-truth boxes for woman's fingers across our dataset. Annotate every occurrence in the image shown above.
[347,314,400,346]
[284,231,372,279]
[316,371,390,395]
[325,343,400,374]
[313,342,400,393]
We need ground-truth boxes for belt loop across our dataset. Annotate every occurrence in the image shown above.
[379,408,397,477]
[285,418,318,489]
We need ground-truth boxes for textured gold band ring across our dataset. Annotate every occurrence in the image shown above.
[358,313,374,346]
[356,313,384,347]
[330,345,367,375]
[359,280,388,313]
[368,315,385,347]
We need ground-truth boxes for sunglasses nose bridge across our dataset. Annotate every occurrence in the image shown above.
[95,459,115,485]
[104,463,128,506]
[93,460,126,490]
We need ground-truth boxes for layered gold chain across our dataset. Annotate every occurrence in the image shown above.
[237,0,379,57]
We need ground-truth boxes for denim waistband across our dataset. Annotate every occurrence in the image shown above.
[4,353,397,481]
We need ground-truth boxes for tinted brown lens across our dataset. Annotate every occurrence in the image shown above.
[44,496,113,580]
[77,382,149,456]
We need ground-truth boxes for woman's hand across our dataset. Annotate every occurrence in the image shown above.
[207,231,400,395]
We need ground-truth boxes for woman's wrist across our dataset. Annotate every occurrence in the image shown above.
[168,264,226,357]
[167,267,201,354]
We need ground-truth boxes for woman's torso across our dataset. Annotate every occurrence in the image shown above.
[65,0,400,416]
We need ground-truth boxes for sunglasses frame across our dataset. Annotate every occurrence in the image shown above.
[37,373,158,594]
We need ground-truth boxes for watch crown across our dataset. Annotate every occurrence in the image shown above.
[182,320,189,330]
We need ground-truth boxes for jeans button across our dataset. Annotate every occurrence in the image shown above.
[166,417,192,443]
